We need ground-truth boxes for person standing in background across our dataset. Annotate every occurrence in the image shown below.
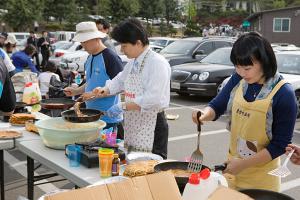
[0,32,16,77]
[38,31,50,69]
[27,31,40,70]
[95,18,116,53]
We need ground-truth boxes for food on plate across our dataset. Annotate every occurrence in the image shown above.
[9,113,36,125]
[168,169,192,177]
[123,160,159,177]
[0,130,22,139]
[25,121,39,134]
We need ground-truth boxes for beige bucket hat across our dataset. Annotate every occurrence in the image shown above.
[73,21,106,42]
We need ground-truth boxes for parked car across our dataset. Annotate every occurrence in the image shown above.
[49,41,82,65]
[160,36,235,66]
[59,49,130,74]
[149,37,178,47]
[171,47,235,96]
[272,43,300,51]
[218,50,300,117]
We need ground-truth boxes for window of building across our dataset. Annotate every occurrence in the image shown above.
[273,18,290,32]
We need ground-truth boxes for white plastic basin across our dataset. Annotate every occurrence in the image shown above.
[35,117,106,149]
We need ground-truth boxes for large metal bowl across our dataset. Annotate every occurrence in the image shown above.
[35,117,106,149]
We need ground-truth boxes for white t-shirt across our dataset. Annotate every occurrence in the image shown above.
[38,72,61,96]
[0,48,15,72]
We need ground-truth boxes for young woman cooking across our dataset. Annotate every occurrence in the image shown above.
[192,32,297,191]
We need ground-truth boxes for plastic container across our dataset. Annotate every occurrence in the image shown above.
[98,148,114,178]
[66,144,82,167]
[35,118,106,149]
[182,169,228,200]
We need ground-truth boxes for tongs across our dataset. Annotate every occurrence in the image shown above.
[75,94,97,102]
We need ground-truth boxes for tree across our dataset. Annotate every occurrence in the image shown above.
[3,0,44,31]
[163,0,179,25]
[43,0,78,24]
[109,0,139,23]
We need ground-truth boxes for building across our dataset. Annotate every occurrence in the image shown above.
[245,6,300,46]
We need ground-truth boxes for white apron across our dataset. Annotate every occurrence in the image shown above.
[124,50,158,152]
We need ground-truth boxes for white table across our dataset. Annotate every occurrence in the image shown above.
[0,112,48,200]
[17,139,127,200]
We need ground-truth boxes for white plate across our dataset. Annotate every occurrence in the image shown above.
[126,152,163,163]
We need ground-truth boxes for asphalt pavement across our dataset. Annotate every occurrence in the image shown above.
[3,92,300,199]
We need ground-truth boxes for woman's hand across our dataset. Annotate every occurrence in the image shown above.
[92,87,109,97]
[286,144,300,165]
[192,110,203,125]
[223,158,246,175]
[63,87,76,97]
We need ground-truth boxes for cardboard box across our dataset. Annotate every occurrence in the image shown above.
[208,186,254,200]
[45,172,182,200]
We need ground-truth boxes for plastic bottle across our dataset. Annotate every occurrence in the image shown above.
[111,154,120,176]
[182,169,211,200]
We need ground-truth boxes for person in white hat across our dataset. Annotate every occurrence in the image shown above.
[4,33,18,55]
[64,21,124,138]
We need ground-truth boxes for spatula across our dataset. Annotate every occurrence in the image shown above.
[268,149,295,178]
[187,111,204,172]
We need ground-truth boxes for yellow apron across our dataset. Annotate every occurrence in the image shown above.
[228,80,286,192]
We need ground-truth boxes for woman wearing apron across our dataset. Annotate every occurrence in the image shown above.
[93,19,170,158]
[192,32,297,191]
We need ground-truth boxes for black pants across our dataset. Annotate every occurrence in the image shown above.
[32,52,40,70]
[41,50,50,68]
[152,111,169,159]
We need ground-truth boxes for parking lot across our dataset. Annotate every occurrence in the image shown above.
[3,92,300,199]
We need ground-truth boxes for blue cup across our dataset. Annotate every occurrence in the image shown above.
[66,144,81,167]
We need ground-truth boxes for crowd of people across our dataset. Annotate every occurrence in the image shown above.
[1,18,300,193]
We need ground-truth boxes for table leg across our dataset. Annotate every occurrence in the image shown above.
[27,156,34,200]
[0,150,5,200]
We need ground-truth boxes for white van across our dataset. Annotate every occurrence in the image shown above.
[9,32,30,42]
[54,31,76,42]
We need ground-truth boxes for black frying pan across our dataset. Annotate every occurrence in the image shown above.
[239,189,294,200]
[154,161,226,193]
[40,98,75,110]
[61,108,104,123]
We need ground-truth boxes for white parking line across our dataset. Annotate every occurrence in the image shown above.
[168,129,229,141]
[281,177,300,192]
[4,150,58,193]
[294,129,300,134]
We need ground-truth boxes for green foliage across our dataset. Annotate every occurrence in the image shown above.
[3,0,43,31]
[273,0,286,8]
[184,20,200,36]
[109,0,139,23]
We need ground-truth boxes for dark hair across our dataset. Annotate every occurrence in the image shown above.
[230,32,277,81]
[29,30,34,34]
[111,18,149,46]
[24,44,36,55]
[95,18,110,29]
[0,32,8,39]
[44,61,57,72]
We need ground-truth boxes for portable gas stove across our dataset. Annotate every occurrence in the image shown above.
[65,140,125,168]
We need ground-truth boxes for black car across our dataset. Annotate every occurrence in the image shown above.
[160,37,235,66]
[171,47,235,97]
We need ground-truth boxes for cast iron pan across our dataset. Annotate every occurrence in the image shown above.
[14,102,28,113]
[61,108,104,123]
[154,161,226,193]
[239,189,294,200]
[40,98,75,110]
